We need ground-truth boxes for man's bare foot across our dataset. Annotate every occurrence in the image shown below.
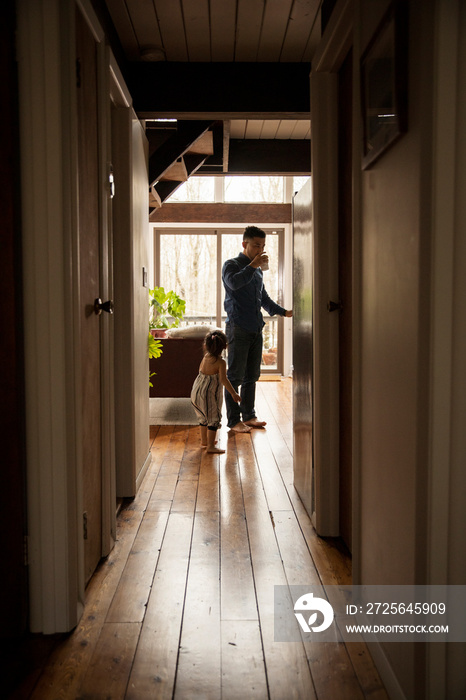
[206,446,225,454]
[229,421,252,433]
[244,419,267,429]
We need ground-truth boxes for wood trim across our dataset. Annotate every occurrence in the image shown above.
[17,0,84,632]
[312,0,354,72]
[310,111,339,535]
[150,203,292,223]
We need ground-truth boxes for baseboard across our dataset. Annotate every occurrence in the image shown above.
[135,451,152,493]
[364,638,408,700]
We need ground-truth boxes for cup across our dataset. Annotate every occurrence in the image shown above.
[260,253,269,271]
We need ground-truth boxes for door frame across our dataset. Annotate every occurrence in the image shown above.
[17,0,116,633]
[309,0,360,548]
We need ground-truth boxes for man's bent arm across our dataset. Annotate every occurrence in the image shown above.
[222,260,256,291]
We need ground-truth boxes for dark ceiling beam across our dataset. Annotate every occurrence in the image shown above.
[127,62,311,118]
[199,139,311,175]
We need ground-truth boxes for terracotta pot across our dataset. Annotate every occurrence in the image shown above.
[150,329,168,338]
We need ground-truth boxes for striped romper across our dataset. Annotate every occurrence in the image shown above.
[191,371,223,430]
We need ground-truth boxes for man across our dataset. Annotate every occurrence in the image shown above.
[222,226,293,433]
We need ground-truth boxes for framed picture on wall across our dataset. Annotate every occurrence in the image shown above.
[360,1,408,169]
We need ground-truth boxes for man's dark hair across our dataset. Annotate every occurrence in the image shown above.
[243,225,266,241]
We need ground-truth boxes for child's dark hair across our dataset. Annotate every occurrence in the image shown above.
[204,330,228,358]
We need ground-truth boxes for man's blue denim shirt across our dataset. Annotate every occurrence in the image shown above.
[222,252,286,333]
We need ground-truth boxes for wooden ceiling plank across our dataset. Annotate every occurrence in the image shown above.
[259,120,281,139]
[182,0,211,61]
[230,120,247,139]
[274,120,297,139]
[245,120,263,139]
[105,0,140,60]
[125,0,162,52]
[290,120,311,139]
[301,6,322,61]
[210,0,237,61]
[235,0,265,61]
[257,0,294,62]
[280,0,321,61]
[153,0,188,61]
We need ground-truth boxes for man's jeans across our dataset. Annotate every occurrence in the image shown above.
[225,322,263,428]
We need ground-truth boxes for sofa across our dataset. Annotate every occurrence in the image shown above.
[149,330,212,398]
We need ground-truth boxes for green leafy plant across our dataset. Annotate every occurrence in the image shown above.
[148,287,185,388]
[148,332,163,388]
[149,286,186,330]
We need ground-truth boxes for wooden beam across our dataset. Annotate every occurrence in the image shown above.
[127,63,311,118]
[149,203,292,223]
[196,139,311,175]
[225,139,311,175]
[222,120,230,173]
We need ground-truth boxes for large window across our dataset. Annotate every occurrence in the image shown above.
[159,233,217,323]
[154,228,284,372]
[166,175,288,204]
[167,177,215,202]
[224,176,284,202]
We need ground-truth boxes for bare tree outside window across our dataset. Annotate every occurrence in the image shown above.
[224,176,284,202]
[168,177,215,202]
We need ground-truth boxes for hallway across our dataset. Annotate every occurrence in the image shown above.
[14,379,388,699]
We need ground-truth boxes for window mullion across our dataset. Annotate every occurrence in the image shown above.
[216,229,222,328]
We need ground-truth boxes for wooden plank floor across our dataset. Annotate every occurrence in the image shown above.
[9,379,389,700]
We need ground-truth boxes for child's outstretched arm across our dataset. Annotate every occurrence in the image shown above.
[218,359,241,403]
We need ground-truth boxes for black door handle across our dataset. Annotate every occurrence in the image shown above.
[327,300,343,313]
[94,298,114,315]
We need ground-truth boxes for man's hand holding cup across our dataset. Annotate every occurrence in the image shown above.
[251,252,269,270]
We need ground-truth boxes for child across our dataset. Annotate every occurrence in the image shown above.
[191,330,241,454]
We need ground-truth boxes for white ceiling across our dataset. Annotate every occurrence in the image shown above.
[105,0,322,63]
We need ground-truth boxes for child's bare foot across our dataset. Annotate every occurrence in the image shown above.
[201,440,217,447]
[244,419,267,428]
[229,422,252,433]
[206,446,225,454]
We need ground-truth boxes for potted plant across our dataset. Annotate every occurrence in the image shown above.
[149,286,186,337]
[148,287,186,389]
